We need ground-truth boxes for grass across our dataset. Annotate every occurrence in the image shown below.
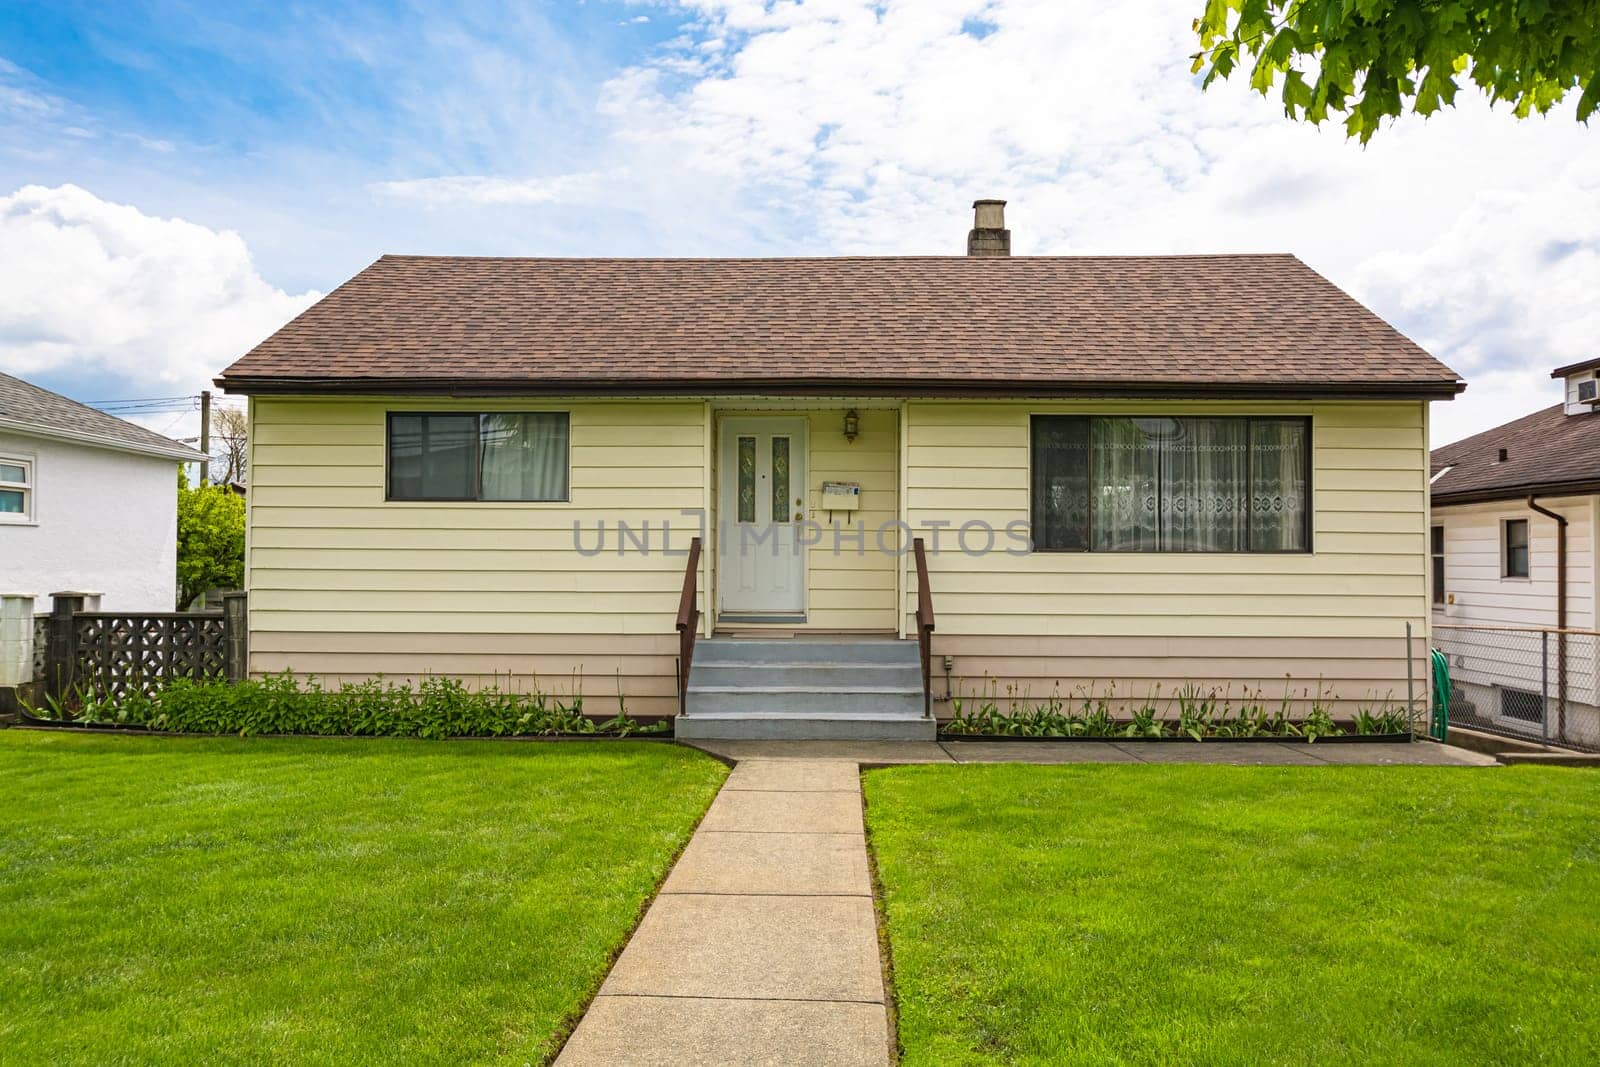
[864,764,1600,1065]
[0,730,726,1064]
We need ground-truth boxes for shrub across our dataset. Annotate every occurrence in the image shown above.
[943,678,1414,741]
[32,671,666,739]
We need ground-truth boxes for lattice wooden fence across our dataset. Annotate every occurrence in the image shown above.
[70,613,229,700]
[38,593,247,705]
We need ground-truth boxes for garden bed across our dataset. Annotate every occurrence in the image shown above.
[941,682,1415,741]
[25,671,670,739]
[938,728,1412,743]
[17,708,674,740]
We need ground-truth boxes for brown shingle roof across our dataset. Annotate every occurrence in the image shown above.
[216,254,1463,397]
[1431,403,1600,503]
[0,372,204,461]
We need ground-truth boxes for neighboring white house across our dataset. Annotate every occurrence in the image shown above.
[1430,358,1600,747]
[0,372,204,613]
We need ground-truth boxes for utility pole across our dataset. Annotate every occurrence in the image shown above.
[199,390,211,486]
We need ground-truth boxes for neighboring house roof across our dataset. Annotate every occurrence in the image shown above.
[1551,355,1600,378]
[0,372,205,461]
[215,254,1464,399]
[1431,403,1600,504]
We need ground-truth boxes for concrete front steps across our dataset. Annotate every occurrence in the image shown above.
[675,637,935,741]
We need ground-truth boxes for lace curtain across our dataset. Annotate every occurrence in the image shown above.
[1033,415,1307,552]
[1249,419,1308,551]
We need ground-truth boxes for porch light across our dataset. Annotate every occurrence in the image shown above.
[843,408,860,443]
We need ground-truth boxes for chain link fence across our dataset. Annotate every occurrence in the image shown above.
[1433,625,1600,753]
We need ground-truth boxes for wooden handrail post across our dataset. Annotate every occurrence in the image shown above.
[912,538,936,719]
[675,537,703,715]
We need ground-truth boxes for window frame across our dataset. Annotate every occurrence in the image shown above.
[1027,414,1313,554]
[1430,524,1446,604]
[1496,685,1544,727]
[0,453,34,524]
[384,411,572,503]
[1502,517,1530,579]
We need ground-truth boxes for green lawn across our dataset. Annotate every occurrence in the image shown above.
[0,730,725,1064]
[864,764,1600,1065]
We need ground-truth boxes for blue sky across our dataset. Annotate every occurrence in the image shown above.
[1,0,1597,445]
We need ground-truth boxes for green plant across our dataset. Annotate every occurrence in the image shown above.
[26,670,662,740]
[1123,700,1167,739]
[1193,0,1600,143]
[1175,683,1220,742]
[1353,695,1410,736]
[1302,680,1345,742]
[175,468,245,610]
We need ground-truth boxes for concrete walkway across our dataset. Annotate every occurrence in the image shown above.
[685,738,1500,767]
[557,759,890,1066]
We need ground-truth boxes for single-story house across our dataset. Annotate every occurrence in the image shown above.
[0,371,204,612]
[215,201,1463,739]
[1430,359,1600,747]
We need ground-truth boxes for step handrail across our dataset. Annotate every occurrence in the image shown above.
[675,536,702,715]
[913,536,935,718]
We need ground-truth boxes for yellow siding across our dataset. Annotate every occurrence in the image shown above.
[902,399,1432,707]
[245,396,708,711]
[246,393,1436,714]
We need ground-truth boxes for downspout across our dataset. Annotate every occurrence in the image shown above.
[1527,496,1568,740]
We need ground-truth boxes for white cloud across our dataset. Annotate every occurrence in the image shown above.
[0,184,319,395]
[372,169,618,207]
[588,0,1600,444]
[10,1,1593,454]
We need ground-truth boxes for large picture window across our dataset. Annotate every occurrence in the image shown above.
[387,412,569,501]
[1030,415,1310,553]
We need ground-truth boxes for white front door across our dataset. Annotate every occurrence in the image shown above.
[718,417,807,617]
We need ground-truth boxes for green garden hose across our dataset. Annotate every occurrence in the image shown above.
[1430,649,1451,741]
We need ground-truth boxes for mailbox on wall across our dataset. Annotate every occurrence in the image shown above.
[820,481,861,512]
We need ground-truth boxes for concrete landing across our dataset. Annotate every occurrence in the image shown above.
[556,760,890,1066]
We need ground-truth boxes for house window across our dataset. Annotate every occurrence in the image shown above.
[1499,686,1543,725]
[1431,525,1445,604]
[1030,416,1310,552]
[0,456,32,521]
[387,413,569,501]
[1503,518,1529,578]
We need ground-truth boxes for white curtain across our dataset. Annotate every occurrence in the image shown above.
[1091,418,1159,551]
[1249,419,1307,550]
[480,413,569,501]
[1159,417,1248,551]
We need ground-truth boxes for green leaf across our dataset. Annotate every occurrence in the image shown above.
[1190,0,1600,140]
[1578,76,1599,122]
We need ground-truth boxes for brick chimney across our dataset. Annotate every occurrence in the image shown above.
[966,199,1010,257]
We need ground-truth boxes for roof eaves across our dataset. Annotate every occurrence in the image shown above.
[1432,477,1600,506]
[1551,356,1600,378]
[0,416,206,462]
[214,373,1468,400]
